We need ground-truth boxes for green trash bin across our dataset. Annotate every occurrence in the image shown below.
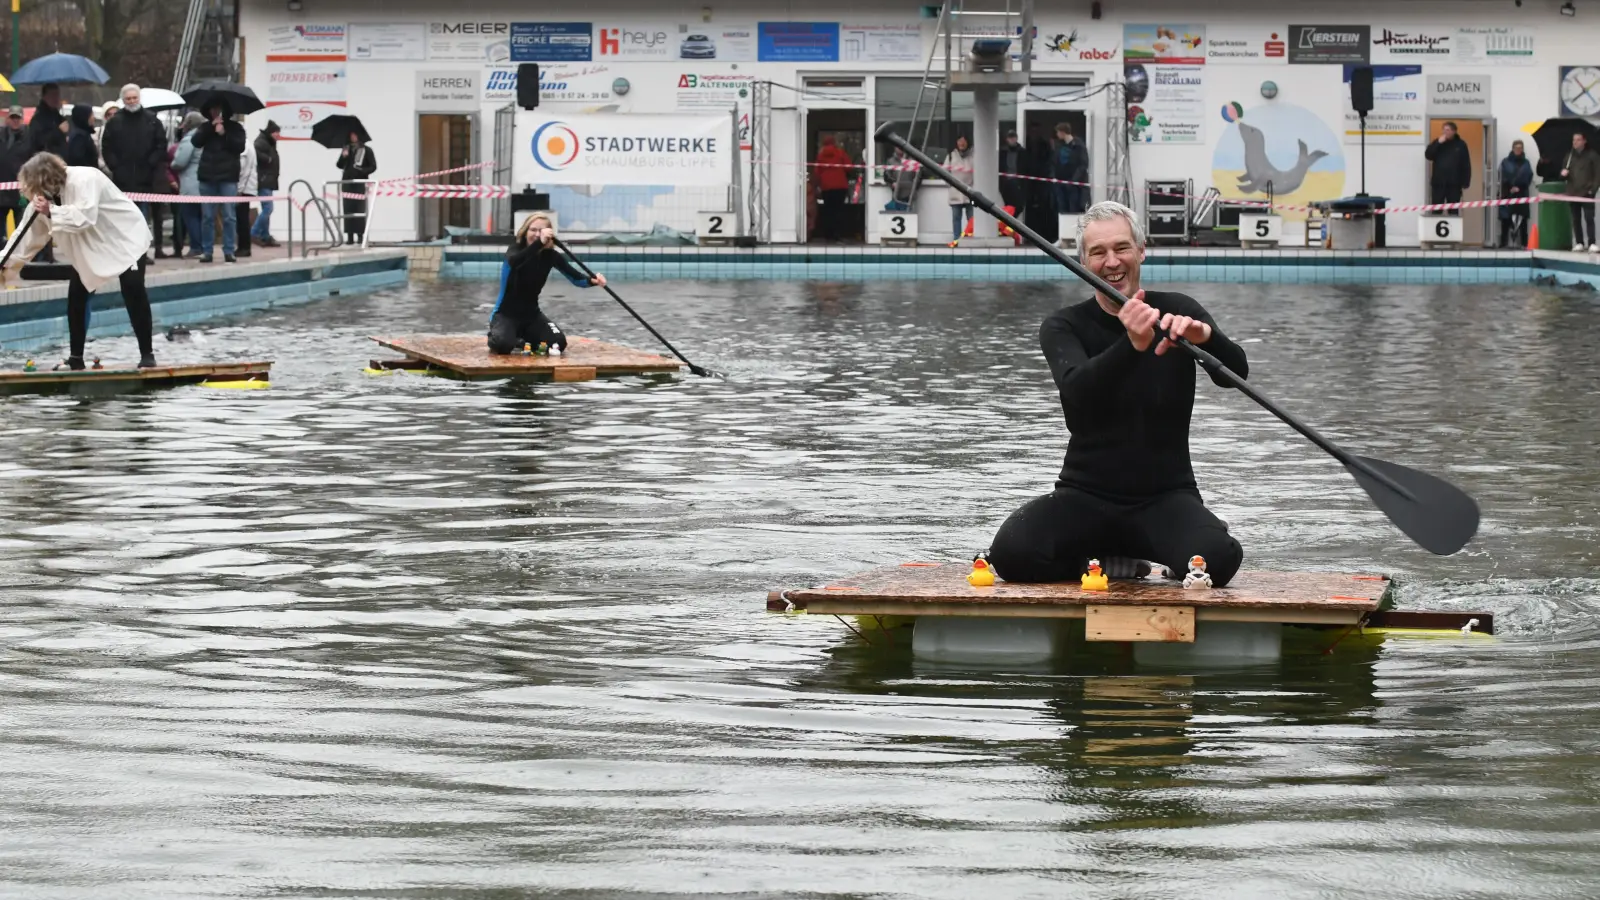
[1536,182,1573,250]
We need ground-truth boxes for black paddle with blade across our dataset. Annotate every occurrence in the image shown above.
[0,204,39,271]
[551,237,720,378]
[875,122,1478,555]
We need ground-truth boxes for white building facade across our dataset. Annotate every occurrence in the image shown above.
[236,0,1596,247]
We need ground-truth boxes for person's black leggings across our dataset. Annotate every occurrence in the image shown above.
[1571,202,1596,247]
[67,262,155,360]
[986,486,1242,587]
[486,311,566,355]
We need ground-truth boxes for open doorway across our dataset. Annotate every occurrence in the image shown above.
[805,108,867,244]
[1019,109,1089,243]
[418,114,477,241]
[1427,117,1495,246]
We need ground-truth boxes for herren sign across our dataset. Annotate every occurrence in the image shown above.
[1288,24,1370,64]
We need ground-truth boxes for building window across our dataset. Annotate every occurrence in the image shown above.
[873,76,1017,172]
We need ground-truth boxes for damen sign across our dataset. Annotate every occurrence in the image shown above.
[512,112,734,186]
[1427,74,1491,117]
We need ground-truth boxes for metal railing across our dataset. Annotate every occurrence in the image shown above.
[285,179,343,259]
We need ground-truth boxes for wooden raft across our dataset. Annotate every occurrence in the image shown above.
[768,563,1391,630]
[0,361,271,396]
[369,334,683,382]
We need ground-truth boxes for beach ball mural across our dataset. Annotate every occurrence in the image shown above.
[1211,103,1345,221]
[1221,102,1244,123]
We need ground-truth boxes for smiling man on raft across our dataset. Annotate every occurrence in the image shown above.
[985,200,1249,587]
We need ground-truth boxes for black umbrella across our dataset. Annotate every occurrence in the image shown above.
[180,81,264,116]
[310,114,370,149]
[1530,117,1599,180]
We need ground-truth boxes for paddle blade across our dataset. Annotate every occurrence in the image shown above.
[1346,455,1479,555]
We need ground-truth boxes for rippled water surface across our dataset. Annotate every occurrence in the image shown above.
[2,277,1599,899]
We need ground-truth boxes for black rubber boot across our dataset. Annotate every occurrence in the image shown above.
[138,354,157,369]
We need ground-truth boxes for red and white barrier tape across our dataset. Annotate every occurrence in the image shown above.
[377,160,496,186]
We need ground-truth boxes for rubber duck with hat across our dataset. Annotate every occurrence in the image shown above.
[967,553,996,587]
[1080,558,1109,592]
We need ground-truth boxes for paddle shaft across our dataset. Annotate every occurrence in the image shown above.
[0,204,38,271]
[551,237,716,378]
[877,126,1415,501]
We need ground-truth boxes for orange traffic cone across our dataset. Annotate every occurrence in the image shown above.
[1527,220,1538,251]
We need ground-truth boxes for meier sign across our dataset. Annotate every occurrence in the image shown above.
[512,111,734,186]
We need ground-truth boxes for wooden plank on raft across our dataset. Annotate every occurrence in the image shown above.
[1086,605,1195,642]
[369,334,683,379]
[0,361,273,396]
[767,563,1387,626]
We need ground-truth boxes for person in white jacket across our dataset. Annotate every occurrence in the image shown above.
[2,153,158,369]
[235,123,257,258]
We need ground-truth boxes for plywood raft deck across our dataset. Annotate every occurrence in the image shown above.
[370,334,683,381]
[768,563,1390,626]
[0,361,271,396]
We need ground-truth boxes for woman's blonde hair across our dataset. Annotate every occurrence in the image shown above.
[516,214,552,243]
[18,153,67,200]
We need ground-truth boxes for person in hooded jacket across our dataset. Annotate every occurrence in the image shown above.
[1497,140,1534,249]
[63,104,98,169]
[250,121,281,247]
[170,112,206,258]
[190,98,247,262]
[234,122,257,258]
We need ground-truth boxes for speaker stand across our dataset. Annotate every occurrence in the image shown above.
[1358,113,1368,197]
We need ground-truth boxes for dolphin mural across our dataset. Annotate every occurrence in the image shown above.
[1235,122,1329,194]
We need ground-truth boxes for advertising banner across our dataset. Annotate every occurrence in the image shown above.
[1370,26,1453,64]
[266,23,346,57]
[1428,74,1491,117]
[1342,64,1423,144]
[1453,26,1535,65]
[1030,23,1121,66]
[513,112,735,186]
[485,64,617,105]
[1205,26,1286,64]
[348,23,426,61]
[758,22,840,62]
[428,22,511,64]
[1288,25,1369,64]
[511,23,594,62]
[839,23,922,63]
[590,22,757,63]
[1123,23,1206,65]
[676,73,755,150]
[268,102,351,142]
[1125,63,1204,143]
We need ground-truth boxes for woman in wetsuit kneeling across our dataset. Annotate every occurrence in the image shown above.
[486,214,606,355]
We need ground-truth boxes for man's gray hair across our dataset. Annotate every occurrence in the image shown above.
[120,83,140,96]
[1076,200,1145,259]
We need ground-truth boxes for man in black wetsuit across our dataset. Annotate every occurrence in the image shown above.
[487,214,606,354]
[986,200,1250,587]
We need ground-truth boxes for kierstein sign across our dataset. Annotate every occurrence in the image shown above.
[1427,74,1491,117]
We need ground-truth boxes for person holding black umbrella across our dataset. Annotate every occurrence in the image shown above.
[336,129,376,244]
[189,98,247,263]
[25,84,66,162]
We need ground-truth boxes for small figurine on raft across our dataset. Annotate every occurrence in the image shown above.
[1080,559,1109,591]
[1182,555,1212,590]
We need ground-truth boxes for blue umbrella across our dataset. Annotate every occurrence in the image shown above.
[10,53,110,86]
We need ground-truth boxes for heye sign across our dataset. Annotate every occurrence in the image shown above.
[513,111,734,186]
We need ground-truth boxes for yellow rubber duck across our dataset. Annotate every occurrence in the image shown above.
[967,557,995,587]
[1080,558,1109,592]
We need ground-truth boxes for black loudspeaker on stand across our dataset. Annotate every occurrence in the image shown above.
[517,63,540,110]
[1350,66,1373,196]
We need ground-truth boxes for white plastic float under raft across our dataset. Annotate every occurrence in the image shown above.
[767,562,1493,667]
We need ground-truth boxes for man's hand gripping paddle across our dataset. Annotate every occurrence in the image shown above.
[875,122,1478,555]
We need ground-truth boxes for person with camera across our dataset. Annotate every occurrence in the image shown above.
[485,215,607,356]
